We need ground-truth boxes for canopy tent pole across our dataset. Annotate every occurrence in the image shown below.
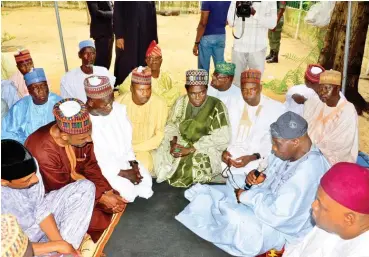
[54,1,68,72]
[342,1,352,94]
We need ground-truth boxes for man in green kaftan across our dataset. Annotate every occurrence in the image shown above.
[155,69,230,187]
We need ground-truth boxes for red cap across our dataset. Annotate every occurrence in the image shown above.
[321,162,369,214]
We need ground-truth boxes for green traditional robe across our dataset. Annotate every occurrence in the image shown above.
[155,95,230,187]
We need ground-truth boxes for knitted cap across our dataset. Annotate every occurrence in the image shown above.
[53,98,92,135]
[241,69,261,84]
[84,76,113,99]
[131,66,152,85]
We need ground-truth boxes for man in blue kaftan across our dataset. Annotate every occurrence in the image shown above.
[1,68,61,144]
[176,111,330,257]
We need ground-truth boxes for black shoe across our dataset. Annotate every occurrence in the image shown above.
[267,51,279,63]
[265,50,273,60]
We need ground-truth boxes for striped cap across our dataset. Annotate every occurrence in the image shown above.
[84,76,113,99]
[53,98,92,135]
[185,69,208,86]
[131,66,152,85]
[146,40,162,57]
[241,69,261,84]
[14,49,32,63]
[1,214,29,257]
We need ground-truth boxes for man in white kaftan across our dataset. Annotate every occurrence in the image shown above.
[283,162,369,257]
[303,70,358,165]
[176,112,330,257]
[60,40,115,103]
[207,62,243,110]
[1,139,95,253]
[222,69,285,175]
[86,75,153,202]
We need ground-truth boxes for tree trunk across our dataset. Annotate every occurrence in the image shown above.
[318,2,369,114]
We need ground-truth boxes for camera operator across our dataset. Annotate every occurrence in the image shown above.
[227,1,277,87]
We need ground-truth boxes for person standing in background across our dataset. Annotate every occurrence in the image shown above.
[193,1,231,75]
[113,1,158,87]
[227,1,277,87]
[87,1,114,70]
[266,1,286,63]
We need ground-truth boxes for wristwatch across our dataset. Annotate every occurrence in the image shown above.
[252,153,261,160]
[195,41,200,45]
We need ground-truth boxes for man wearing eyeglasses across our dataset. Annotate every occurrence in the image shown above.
[207,61,243,110]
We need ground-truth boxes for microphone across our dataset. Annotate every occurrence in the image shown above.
[244,169,264,190]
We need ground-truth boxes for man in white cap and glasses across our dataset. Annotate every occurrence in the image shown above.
[175,111,330,257]
[60,40,116,103]
[85,75,153,202]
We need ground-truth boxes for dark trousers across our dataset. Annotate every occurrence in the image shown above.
[94,35,114,70]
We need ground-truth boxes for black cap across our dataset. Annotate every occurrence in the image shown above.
[1,139,37,181]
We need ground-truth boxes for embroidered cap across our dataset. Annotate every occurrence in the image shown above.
[185,69,208,86]
[53,98,92,135]
[84,76,113,99]
[215,62,236,76]
[1,214,30,257]
[319,69,341,86]
[14,49,32,63]
[241,69,261,84]
[270,111,308,139]
[131,66,152,85]
[24,68,47,87]
[146,40,162,57]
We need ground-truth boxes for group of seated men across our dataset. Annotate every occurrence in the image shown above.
[1,38,368,257]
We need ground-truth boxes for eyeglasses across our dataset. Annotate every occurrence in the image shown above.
[147,56,162,62]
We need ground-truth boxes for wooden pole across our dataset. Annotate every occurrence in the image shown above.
[294,1,303,39]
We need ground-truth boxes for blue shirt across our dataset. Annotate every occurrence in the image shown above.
[1,93,62,144]
[201,1,231,36]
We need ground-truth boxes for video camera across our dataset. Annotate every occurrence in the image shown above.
[235,1,253,19]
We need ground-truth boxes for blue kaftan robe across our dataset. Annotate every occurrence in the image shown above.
[1,93,61,144]
[1,170,96,249]
[176,145,330,257]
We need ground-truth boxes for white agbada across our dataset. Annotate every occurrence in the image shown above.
[225,94,286,175]
[207,83,243,111]
[60,66,116,102]
[283,226,369,257]
[284,85,318,116]
[90,102,153,202]
[303,95,358,165]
